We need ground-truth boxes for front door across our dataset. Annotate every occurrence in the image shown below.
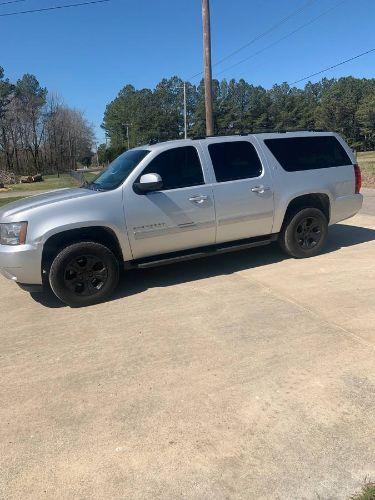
[204,138,275,244]
[124,145,216,260]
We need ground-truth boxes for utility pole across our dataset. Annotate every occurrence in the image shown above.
[95,142,99,168]
[202,0,214,136]
[183,82,188,139]
[122,123,131,149]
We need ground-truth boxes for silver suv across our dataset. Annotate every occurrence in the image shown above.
[0,132,363,307]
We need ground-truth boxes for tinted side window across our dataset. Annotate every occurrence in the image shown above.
[139,146,204,190]
[208,141,262,182]
[264,136,352,172]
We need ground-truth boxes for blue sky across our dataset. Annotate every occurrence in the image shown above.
[1,0,374,142]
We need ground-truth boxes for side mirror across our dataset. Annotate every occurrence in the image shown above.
[134,173,163,193]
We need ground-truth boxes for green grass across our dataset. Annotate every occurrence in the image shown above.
[0,196,26,208]
[6,172,97,193]
[357,151,375,161]
[357,152,375,188]
[7,174,77,192]
[0,172,99,208]
[350,482,375,500]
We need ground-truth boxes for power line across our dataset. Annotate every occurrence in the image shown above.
[213,0,318,69]
[0,0,110,17]
[188,0,318,80]
[290,47,375,85]
[0,0,27,6]
[214,0,347,78]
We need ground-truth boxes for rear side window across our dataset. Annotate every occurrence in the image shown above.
[208,141,262,182]
[264,136,352,172]
[139,146,204,190]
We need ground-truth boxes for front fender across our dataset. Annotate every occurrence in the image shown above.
[27,190,133,262]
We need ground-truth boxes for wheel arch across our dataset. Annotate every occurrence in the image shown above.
[41,226,124,280]
[279,193,331,231]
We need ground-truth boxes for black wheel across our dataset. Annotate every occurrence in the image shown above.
[49,241,119,307]
[279,207,328,258]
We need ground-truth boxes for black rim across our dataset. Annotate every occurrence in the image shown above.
[295,216,323,250]
[63,254,109,297]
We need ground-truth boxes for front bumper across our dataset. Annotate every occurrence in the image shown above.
[0,243,43,285]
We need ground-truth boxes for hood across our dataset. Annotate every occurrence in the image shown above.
[0,188,97,220]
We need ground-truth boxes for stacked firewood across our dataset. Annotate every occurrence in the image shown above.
[0,168,16,186]
[20,174,44,184]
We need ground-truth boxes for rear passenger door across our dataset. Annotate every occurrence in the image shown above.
[205,138,275,244]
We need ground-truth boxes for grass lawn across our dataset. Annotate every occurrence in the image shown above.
[0,196,26,208]
[5,173,97,193]
[0,172,98,209]
[357,151,375,188]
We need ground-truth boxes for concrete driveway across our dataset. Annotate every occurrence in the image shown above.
[1,191,374,499]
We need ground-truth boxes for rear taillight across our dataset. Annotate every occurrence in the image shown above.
[354,164,362,193]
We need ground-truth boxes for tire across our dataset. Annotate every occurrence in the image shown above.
[49,241,119,307]
[279,207,328,259]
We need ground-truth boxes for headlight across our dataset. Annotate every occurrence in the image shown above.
[0,222,28,246]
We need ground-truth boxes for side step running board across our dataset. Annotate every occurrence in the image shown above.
[126,234,279,270]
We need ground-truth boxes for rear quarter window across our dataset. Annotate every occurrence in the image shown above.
[264,136,352,172]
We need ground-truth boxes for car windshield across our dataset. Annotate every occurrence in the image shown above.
[84,149,150,191]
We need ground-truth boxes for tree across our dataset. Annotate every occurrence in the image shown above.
[3,66,374,181]
[102,77,191,148]
[0,67,15,171]
[15,74,47,173]
[101,75,375,152]
[356,94,375,150]
[0,68,95,178]
[315,77,366,148]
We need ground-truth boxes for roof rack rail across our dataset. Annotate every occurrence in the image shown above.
[191,129,327,140]
[252,129,287,134]
[192,132,252,140]
[277,129,328,134]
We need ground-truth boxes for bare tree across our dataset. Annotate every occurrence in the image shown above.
[0,69,95,181]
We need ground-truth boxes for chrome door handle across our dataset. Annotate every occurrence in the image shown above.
[189,195,208,204]
[251,186,271,194]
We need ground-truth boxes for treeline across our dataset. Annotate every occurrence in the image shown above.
[0,67,94,180]
[101,75,375,162]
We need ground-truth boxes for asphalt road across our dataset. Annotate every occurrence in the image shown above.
[0,191,374,499]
